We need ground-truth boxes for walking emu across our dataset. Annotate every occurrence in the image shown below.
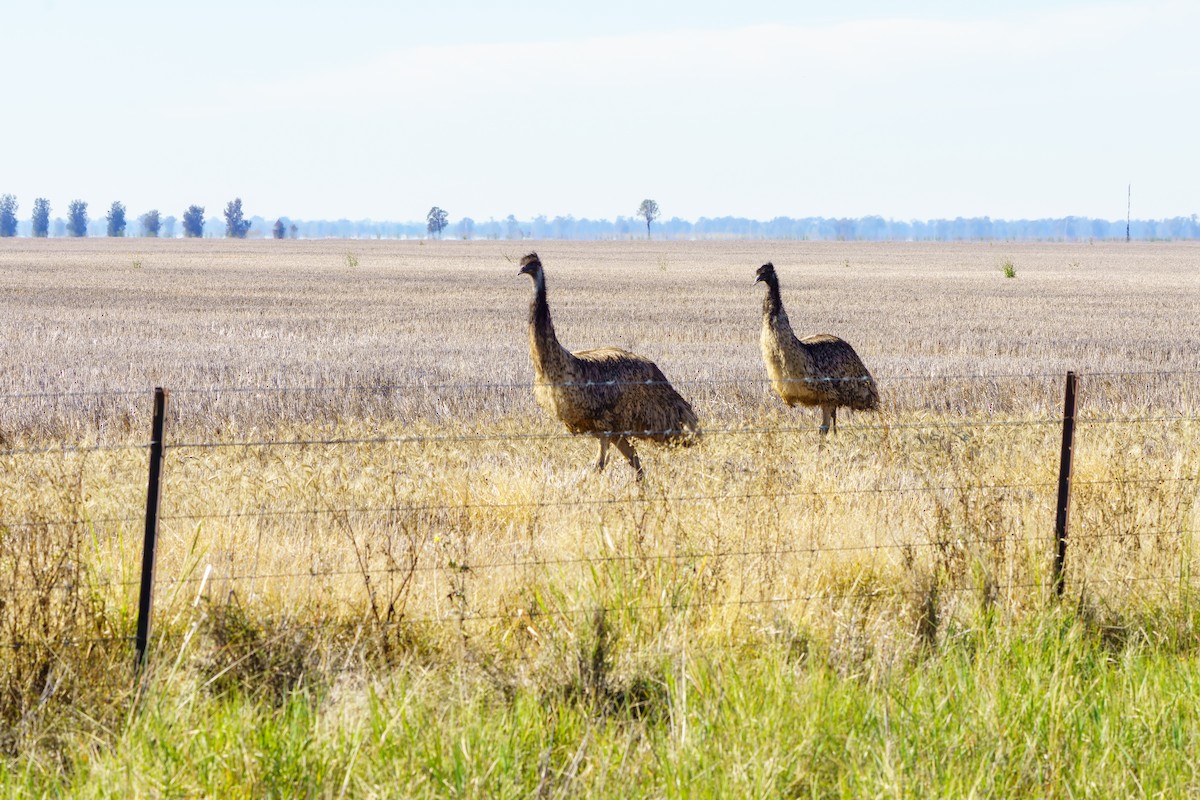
[755,262,879,435]
[518,252,700,479]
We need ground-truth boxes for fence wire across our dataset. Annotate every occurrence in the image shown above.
[3,374,1199,663]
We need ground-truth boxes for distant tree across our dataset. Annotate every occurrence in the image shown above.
[31,198,51,237]
[66,200,89,237]
[106,201,127,237]
[289,223,298,239]
[224,197,252,238]
[637,199,660,239]
[0,194,17,237]
[272,218,286,239]
[139,209,161,237]
[162,215,177,238]
[457,216,475,240]
[505,214,521,240]
[426,206,448,238]
[182,205,205,238]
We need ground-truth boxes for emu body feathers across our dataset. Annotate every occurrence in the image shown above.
[519,252,700,479]
[756,262,879,434]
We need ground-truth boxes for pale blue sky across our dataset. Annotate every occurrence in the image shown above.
[3,1,1196,223]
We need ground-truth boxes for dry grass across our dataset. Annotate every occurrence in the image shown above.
[2,238,1199,438]
[1,239,1199,784]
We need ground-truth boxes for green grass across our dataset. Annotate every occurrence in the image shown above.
[6,606,1200,797]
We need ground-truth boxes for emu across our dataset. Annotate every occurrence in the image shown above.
[518,252,700,479]
[755,262,879,435]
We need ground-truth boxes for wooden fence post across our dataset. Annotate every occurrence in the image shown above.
[135,387,169,669]
[1052,372,1078,598]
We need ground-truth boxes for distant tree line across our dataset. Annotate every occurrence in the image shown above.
[1,192,1197,241]
[232,214,1198,242]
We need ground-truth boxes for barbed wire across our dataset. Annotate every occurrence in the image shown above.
[4,471,1193,533]
[0,442,149,457]
[0,482,1043,539]
[144,573,1200,633]
[6,524,1185,600]
[3,367,1199,402]
[1077,415,1200,425]
[0,634,132,651]
[163,418,1068,452]
[147,482,1051,523]
[149,525,1188,589]
[4,569,1192,648]
[5,413,1200,459]
[0,513,143,529]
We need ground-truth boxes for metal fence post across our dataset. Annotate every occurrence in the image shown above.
[1053,372,1078,598]
[136,387,169,669]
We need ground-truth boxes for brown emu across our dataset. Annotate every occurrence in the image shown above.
[755,262,879,435]
[518,252,700,479]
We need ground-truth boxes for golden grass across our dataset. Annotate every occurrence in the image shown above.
[2,238,1198,668]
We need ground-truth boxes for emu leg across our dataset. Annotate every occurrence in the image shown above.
[819,405,834,436]
[613,436,644,481]
[830,407,839,434]
[594,435,610,471]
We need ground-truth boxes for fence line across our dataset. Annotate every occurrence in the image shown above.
[7,413,1200,459]
[17,471,1195,532]
[5,373,1200,669]
[0,442,149,457]
[0,479,1059,531]
[4,367,1200,402]
[7,523,1190,601]
[5,569,1194,654]
[7,471,1194,533]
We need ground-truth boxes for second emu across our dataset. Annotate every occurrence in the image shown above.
[518,252,701,479]
[755,262,879,435]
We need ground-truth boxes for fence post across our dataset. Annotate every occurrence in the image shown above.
[135,387,169,669]
[1052,372,1078,598]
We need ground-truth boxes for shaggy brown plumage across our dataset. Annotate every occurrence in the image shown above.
[518,252,700,479]
[755,262,879,435]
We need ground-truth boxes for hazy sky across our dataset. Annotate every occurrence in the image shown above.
[4,1,1196,223]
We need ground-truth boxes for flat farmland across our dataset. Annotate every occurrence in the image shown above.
[2,238,1200,796]
[3,238,1199,434]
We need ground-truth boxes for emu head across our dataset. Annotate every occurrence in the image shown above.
[754,262,778,287]
[518,252,542,280]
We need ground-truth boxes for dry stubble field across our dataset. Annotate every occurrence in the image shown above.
[2,238,1200,794]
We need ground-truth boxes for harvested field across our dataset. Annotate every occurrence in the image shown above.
[2,238,1199,796]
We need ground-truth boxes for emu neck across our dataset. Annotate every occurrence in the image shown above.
[762,279,792,334]
[529,273,572,377]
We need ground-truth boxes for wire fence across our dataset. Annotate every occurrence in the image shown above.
[3,371,1199,666]
[5,367,1200,444]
